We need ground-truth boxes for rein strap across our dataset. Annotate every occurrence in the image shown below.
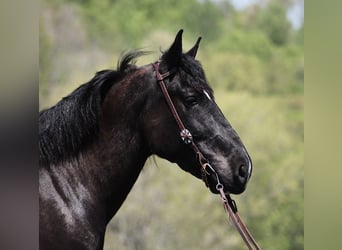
[217,187,261,249]
[152,61,261,249]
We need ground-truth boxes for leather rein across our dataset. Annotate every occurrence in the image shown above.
[152,61,261,250]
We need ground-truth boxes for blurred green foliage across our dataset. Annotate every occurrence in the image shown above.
[40,0,303,249]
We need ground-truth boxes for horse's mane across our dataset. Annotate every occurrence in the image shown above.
[39,51,146,166]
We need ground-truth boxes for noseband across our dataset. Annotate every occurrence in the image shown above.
[152,61,261,250]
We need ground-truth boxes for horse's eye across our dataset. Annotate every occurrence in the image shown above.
[185,96,198,106]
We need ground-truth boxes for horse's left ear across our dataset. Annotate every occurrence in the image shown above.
[186,37,202,58]
[161,29,183,68]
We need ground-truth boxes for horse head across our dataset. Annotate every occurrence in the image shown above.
[143,30,252,194]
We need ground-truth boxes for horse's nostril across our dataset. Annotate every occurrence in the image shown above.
[239,165,247,178]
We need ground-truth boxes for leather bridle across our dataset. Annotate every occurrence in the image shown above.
[152,61,261,250]
[152,61,212,187]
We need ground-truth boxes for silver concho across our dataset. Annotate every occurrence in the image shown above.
[180,129,193,144]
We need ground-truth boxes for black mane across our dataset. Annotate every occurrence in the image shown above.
[39,51,145,166]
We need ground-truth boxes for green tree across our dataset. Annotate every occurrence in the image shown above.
[256,2,292,46]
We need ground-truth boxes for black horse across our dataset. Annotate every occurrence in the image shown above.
[39,30,252,250]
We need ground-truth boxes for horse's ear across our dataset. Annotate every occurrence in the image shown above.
[186,37,202,58]
[161,29,183,68]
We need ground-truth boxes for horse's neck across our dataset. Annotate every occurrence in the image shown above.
[76,130,149,224]
[91,69,152,221]
[72,68,152,223]
[40,69,153,248]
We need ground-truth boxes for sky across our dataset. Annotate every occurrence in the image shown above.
[230,0,259,10]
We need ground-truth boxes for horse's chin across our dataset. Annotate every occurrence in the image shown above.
[206,173,246,195]
[207,183,245,195]
[182,164,246,195]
